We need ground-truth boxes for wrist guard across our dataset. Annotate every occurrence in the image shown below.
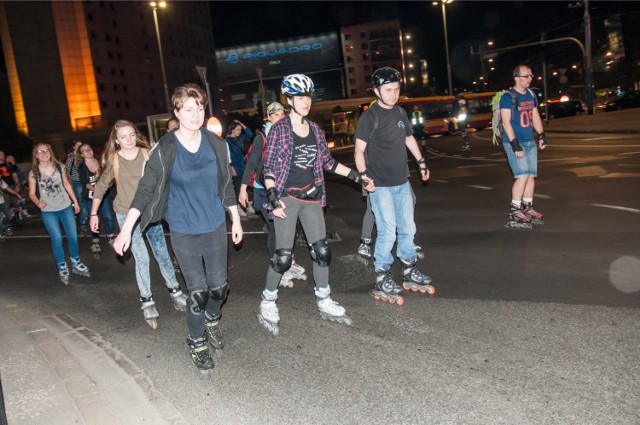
[509,138,523,152]
[416,157,428,172]
[267,187,281,210]
[538,132,548,146]
[347,169,368,186]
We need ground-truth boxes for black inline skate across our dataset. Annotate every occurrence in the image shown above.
[371,269,404,305]
[400,258,435,295]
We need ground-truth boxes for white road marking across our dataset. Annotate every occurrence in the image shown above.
[535,194,553,199]
[458,164,497,168]
[618,151,640,156]
[467,185,493,190]
[591,204,640,214]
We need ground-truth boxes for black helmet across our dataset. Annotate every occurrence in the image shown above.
[372,67,401,88]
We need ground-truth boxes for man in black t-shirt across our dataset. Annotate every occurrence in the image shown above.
[354,67,435,305]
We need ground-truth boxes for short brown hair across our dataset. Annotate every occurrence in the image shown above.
[171,83,207,112]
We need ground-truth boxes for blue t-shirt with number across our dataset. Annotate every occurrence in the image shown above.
[500,89,538,143]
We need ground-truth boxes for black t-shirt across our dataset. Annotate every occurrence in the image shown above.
[354,102,412,187]
[0,162,16,186]
[284,129,318,198]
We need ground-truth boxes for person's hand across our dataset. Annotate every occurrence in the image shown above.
[515,151,525,158]
[238,188,248,207]
[362,178,375,193]
[37,200,46,210]
[90,215,99,232]
[420,167,430,182]
[272,203,286,219]
[231,220,243,244]
[230,166,237,177]
[113,232,131,256]
[72,203,80,214]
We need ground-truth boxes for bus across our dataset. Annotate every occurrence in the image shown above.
[309,97,374,148]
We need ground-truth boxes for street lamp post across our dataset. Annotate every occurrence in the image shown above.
[150,1,171,112]
[434,1,454,95]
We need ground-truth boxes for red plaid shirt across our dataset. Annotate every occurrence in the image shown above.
[263,115,336,207]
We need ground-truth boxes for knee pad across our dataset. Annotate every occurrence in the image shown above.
[210,281,229,302]
[189,290,209,314]
[270,248,293,273]
[310,239,331,267]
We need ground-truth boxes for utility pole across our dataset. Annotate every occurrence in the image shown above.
[584,0,594,114]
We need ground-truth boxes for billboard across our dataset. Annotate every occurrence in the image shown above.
[216,33,341,80]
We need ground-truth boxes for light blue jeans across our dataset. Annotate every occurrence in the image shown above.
[41,205,79,265]
[72,180,88,225]
[369,181,417,271]
[116,214,179,298]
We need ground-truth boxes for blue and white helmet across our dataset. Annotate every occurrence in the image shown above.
[281,74,315,97]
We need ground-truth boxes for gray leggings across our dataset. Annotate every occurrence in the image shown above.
[265,197,329,292]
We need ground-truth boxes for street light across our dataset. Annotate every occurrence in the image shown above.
[150,1,171,112]
[433,0,454,95]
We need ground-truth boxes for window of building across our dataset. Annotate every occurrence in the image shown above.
[350,89,358,96]
[90,31,96,39]
[87,13,93,21]
[349,78,356,85]
[345,33,352,41]
[116,101,121,109]
[362,43,368,50]
[347,56,354,63]
[101,100,108,108]
[348,67,355,74]
[346,44,353,52]
[125,101,130,109]
[96,66,102,74]
[363,53,370,60]
[364,65,371,72]
[99,83,104,91]
[361,32,367,39]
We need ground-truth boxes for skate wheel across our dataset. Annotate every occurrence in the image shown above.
[416,252,425,260]
[147,319,158,330]
[426,285,435,295]
[402,282,412,291]
[301,273,308,281]
[373,294,381,301]
[388,298,396,304]
[396,296,404,305]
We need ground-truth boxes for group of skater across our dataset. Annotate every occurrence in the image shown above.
[23,63,546,372]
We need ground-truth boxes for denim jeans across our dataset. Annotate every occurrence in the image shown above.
[72,180,88,225]
[116,214,179,298]
[41,205,79,264]
[85,196,115,239]
[503,140,538,178]
[0,203,10,232]
[369,181,417,271]
[171,224,227,339]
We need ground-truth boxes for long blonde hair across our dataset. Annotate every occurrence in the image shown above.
[75,143,101,176]
[100,120,151,178]
[31,143,63,182]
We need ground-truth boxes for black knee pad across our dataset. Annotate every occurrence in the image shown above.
[310,239,331,267]
[210,281,229,302]
[270,248,293,273]
[189,290,209,314]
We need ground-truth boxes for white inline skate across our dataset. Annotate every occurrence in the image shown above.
[140,296,159,329]
[70,257,91,279]
[168,287,187,311]
[315,287,353,326]
[257,290,280,336]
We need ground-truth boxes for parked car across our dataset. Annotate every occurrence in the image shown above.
[603,91,640,112]
[539,97,583,119]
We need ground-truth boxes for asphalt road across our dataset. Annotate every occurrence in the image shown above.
[1,128,639,424]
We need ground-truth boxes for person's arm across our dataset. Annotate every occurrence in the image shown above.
[3,184,22,200]
[61,169,80,214]
[112,207,141,255]
[331,162,375,192]
[28,173,46,210]
[532,108,547,149]
[405,135,430,182]
[500,108,524,158]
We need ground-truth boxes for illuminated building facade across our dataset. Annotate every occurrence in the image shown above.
[0,1,214,139]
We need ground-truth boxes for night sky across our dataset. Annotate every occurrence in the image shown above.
[211,1,639,91]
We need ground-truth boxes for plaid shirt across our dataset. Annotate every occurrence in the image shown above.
[263,115,336,207]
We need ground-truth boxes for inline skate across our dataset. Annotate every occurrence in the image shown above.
[504,202,533,230]
[357,237,372,261]
[168,287,187,311]
[187,336,214,374]
[58,262,70,285]
[90,239,101,259]
[371,269,404,305]
[205,312,224,350]
[278,270,295,288]
[140,296,159,329]
[288,258,307,282]
[400,258,435,295]
[257,290,280,336]
[315,287,352,326]
[70,257,91,278]
[522,201,544,226]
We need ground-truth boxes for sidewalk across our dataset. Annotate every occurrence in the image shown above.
[542,108,640,134]
[0,300,187,425]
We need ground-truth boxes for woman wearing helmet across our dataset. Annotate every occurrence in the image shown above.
[256,74,375,335]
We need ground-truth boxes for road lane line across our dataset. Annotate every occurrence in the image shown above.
[591,204,640,214]
[467,185,493,190]
[458,164,497,169]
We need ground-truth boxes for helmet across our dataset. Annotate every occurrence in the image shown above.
[372,67,401,88]
[266,102,284,115]
[281,74,315,97]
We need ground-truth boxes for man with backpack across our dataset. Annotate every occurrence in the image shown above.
[499,64,548,230]
[354,67,435,306]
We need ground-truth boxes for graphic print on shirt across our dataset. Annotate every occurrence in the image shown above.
[39,174,64,197]
[292,143,318,170]
[516,100,536,129]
